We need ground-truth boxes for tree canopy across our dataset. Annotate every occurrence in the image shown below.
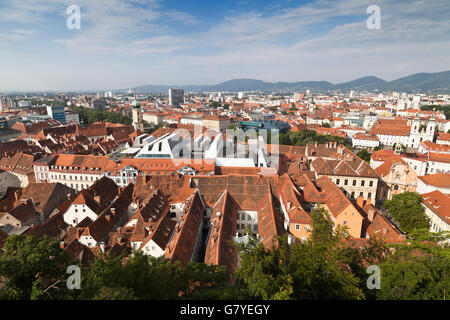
[384,192,430,233]
[71,106,132,125]
[277,129,350,148]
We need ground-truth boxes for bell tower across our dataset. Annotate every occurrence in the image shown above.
[131,98,144,132]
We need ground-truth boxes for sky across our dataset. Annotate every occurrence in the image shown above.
[0,0,449,91]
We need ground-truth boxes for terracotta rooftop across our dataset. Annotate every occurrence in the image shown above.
[418,173,450,188]
[421,190,450,223]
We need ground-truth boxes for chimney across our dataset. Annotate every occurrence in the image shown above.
[67,193,72,201]
[94,195,101,203]
[60,241,66,249]
[367,208,376,222]
[110,207,116,215]
[356,197,365,209]
[105,214,111,221]
[14,190,21,202]
[100,241,105,253]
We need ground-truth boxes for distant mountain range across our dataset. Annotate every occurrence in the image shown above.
[130,70,450,94]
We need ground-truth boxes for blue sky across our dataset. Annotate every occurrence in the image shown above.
[0,0,449,91]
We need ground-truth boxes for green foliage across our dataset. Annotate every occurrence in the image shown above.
[384,192,430,233]
[93,287,137,300]
[208,101,221,108]
[2,225,449,300]
[277,129,350,148]
[71,106,132,125]
[356,149,371,163]
[376,243,450,300]
[78,251,229,300]
[233,234,294,300]
[0,235,72,300]
[421,104,450,119]
[234,207,366,300]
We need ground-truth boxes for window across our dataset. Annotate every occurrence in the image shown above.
[343,221,348,225]
[295,224,300,230]
[359,192,364,197]
[361,180,365,187]
[369,181,373,187]
[336,179,340,185]
[353,180,357,186]
[368,192,372,198]
[351,191,355,198]
[344,179,348,186]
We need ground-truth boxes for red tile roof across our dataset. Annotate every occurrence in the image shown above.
[421,190,450,223]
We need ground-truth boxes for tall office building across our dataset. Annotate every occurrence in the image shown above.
[46,105,66,123]
[169,88,184,107]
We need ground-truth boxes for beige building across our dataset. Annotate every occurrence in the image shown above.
[310,156,379,204]
[375,156,418,201]
[202,115,230,132]
[421,190,450,233]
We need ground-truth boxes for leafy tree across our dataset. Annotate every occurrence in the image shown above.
[93,287,137,300]
[357,149,371,163]
[78,251,229,300]
[376,243,450,300]
[421,104,450,119]
[384,192,430,233]
[277,129,350,148]
[0,235,73,300]
[233,234,294,300]
[234,207,366,300]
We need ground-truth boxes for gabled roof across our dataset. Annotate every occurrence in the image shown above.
[278,174,311,224]
[257,184,286,249]
[204,190,238,273]
[316,176,353,217]
[421,190,450,223]
[374,156,407,177]
[19,182,74,217]
[72,190,102,214]
[165,190,204,264]
[311,156,378,178]
[6,199,37,222]
[418,173,450,188]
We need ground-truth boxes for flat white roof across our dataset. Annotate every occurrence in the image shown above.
[121,147,141,154]
[215,157,255,167]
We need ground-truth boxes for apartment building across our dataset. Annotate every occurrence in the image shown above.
[48,154,109,191]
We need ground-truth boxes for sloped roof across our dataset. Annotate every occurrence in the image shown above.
[204,190,238,273]
[165,190,204,264]
[422,190,450,223]
[419,173,450,188]
[257,184,286,249]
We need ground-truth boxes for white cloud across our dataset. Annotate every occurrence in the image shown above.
[0,0,449,89]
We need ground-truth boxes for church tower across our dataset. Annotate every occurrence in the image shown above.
[131,99,144,132]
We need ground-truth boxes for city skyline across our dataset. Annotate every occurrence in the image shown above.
[0,0,449,91]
